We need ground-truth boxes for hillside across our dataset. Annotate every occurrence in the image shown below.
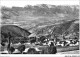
[30,19,79,38]
[1,25,31,43]
[1,4,79,30]
[1,4,79,39]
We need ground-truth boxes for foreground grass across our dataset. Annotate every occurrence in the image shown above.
[0,43,79,53]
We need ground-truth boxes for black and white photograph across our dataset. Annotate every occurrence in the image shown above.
[0,0,79,55]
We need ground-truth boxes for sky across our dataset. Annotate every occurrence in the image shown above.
[1,0,79,7]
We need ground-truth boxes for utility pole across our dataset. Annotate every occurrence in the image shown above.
[53,34,57,46]
[7,32,12,54]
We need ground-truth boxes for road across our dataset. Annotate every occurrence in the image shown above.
[57,50,79,54]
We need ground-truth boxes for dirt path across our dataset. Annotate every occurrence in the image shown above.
[57,50,80,54]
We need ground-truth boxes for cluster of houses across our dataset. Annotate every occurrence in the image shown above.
[0,25,79,54]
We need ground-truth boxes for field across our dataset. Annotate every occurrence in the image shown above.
[57,50,79,54]
[0,42,79,54]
